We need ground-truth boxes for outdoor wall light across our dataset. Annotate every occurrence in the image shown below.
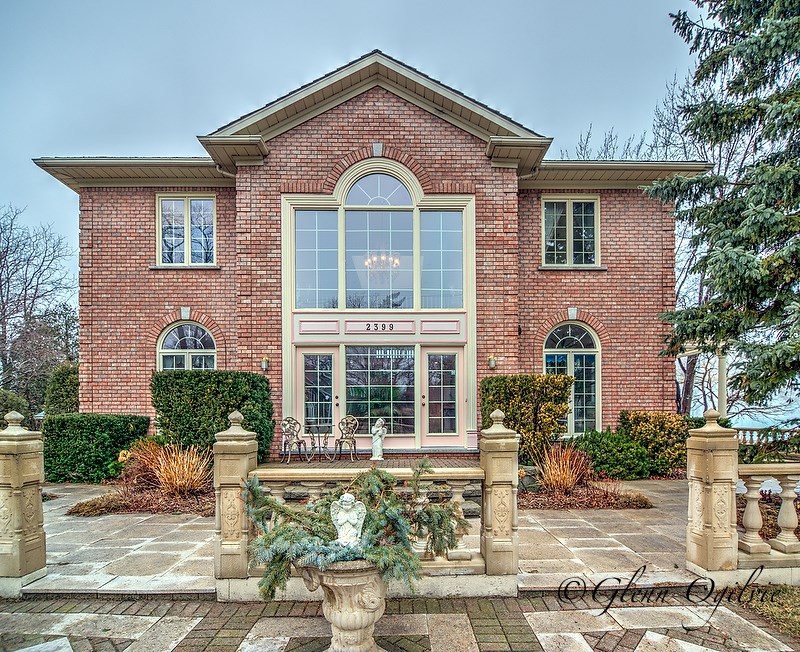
[488,355,496,369]
[261,356,269,372]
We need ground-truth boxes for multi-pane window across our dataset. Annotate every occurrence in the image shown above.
[345,346,415,435]
[303,354,334,426]
[544,323,599,435]
[421,212,463,309]
[296,210,338,309]
[543,199,598,266]
[293,173,464,310]
[158,196,215,265]
[427,354,457,434]
[159,323,216,370]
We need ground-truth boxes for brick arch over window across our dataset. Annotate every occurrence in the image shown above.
[322,146,433,195]
[534,310,611,351]
[146,309,227,368]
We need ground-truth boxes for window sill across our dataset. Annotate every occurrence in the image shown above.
[149,265,221,270]
[538,265,607,271]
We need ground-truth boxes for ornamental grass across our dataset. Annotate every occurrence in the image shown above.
[534,442,592,495]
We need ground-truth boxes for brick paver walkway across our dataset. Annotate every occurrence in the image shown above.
[0,594,796,652]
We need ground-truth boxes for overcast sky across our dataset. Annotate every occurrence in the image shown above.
[0,0,697,272]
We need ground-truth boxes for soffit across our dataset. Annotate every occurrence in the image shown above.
[33,158,234,192]
[522,160,712,189]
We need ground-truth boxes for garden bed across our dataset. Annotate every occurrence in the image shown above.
[518,481,653,510]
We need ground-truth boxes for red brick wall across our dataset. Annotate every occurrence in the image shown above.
[77,86,675,435]
[517,189,676,428]
[78,186,238,419]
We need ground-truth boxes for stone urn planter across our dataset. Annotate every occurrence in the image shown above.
[297,559,386,652]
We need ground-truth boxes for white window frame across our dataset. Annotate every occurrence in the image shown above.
[543,322,602,436]
[285,166,470,312]
[540,195,600,268]
[157,321,217,371]
[156,194,217,267]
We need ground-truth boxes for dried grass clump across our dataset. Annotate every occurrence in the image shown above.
[130,442,212,497]
[535,443,592,495]
[66,492,127,516]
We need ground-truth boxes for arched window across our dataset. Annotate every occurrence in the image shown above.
[293,167,464,310]
[158,323,216,370]
[544,323,599,435]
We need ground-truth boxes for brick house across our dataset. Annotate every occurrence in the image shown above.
[35,51,706,451]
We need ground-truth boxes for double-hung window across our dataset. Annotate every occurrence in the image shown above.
[157,195,216,266]
[542,197,599,266]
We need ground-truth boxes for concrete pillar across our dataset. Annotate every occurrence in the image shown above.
[214,410,258,579]
[0,411,47,597]
[686,408,739,573]
[479,409,520,575]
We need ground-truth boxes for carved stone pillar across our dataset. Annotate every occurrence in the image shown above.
[479,409,519,575]
[686,409,739,572]
[214,410,258,579]
[0,411,46,598]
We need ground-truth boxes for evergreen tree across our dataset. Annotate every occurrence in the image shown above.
[647,0,800,404]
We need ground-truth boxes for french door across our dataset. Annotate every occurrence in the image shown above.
[296,345,463,448]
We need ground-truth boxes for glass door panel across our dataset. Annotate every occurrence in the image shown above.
[303,353,334,428]
[422,350,461,446]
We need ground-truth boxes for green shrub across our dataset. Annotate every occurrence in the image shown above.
[44,362,79,415]
[574,429,651,480]
[617,410,691,476]
[480,374,574,465]
[0,390,32,427]
[43,413,150,483]
[150,370,274,460]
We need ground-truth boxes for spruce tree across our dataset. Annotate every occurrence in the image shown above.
[647,0,800,403]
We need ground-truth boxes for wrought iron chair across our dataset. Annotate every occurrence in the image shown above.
[334,415,359,461]
[280,417,309,463]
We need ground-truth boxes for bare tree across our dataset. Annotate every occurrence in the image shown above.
[0,205,75,402]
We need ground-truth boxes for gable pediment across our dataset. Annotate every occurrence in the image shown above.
[200,51,553,174]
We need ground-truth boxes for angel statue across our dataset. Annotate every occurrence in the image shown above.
[330,492,366,547]
[370,417,387,461]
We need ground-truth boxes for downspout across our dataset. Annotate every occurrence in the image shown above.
[216,165,236,179]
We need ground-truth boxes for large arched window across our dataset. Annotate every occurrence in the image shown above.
[158,323,216,370]
[293,171,464,310]
[544,323,600,434]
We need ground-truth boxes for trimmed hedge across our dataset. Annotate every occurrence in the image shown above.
[480,374,574,464]
[44,362,79,415]
[150,370,274,460]
[574,429,651,480]
[0,390,31,427]
[618,410,695,476]
[43,413,150,483]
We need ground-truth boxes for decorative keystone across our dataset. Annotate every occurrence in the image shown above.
[214,409,256,442]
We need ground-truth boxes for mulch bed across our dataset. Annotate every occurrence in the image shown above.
[66,485,215,517]
[518,484,653,510]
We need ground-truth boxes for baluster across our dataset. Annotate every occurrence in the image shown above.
[769,474,800,553]
[268,480,289,530]
[447,479,472,561]
[739,475,771,554]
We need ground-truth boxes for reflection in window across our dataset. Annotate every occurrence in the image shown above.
[428,354,457,433]
[160,323,216,370]
[345,173,412,206]
[345,210,413,309]
[543,199,597,266]
[421,211,463,309]
[544,323,598,435]
[345,346,415,435]
[295,210,339,309]
[159,196,215,265]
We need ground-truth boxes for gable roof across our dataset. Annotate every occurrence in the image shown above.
[209,50,546,141]
[200,50,553,174]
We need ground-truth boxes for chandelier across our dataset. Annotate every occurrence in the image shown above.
[364,252,401,269]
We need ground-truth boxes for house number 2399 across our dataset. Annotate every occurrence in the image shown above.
[366,323,394,331]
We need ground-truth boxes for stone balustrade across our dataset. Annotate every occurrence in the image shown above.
[737,427,800,445]
[738,464,800,557]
